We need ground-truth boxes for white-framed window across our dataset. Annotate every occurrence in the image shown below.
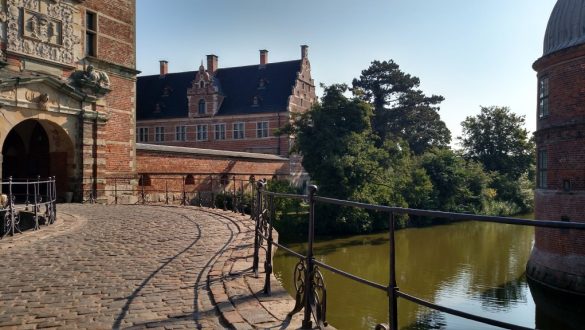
[155,126,165,142]
[175,125,187,141]
[256,121,269,138]
[214,123,226,140]
[538,149,548,188]
[539,77,549,119]
[233,122,245,140]
[137,127,148,142]
[196,124,208,141]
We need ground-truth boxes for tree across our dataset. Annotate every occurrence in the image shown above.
[288,84,416,234]
[352,60,451,154]
[419,148,491,213]
[459,106,534,180]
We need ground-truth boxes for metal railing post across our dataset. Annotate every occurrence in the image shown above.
[253,181,264,276]
[141,174,146,205]
[264,194,275,295]
[302,185,318,329]
[210,176,215,208]
[33,177,39,230]
[163,179,167,204]
[51,177,56,222]
[182,175,187,206]
[8,177,14,236]
[114,178,118,205]
[389,212,399,330]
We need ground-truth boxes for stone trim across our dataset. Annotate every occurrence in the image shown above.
[137,143,288,161]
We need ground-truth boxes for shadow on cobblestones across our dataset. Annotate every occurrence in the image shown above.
[112,212,202,329]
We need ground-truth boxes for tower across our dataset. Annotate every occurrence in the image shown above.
[527,0,585,294]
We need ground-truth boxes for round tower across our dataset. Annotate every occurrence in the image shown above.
[527,0,585,294]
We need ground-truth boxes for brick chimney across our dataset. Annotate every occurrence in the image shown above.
[301,45,309,59]
[260,49,268,66]
[206,54,218,74]
[159,60,168,77]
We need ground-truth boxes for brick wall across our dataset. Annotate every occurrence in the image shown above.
[529,44,585,294]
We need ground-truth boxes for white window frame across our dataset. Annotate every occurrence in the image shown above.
[175,125,187,141]
[256,121,269,138]
[214,123,226,140]
[155,126,165,142]
[233,122,245,140]
[137,127,148,142]
[196,124,208,141]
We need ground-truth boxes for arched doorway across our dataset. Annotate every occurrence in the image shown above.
[1,119,75,199]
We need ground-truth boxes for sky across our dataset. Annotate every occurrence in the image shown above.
[136,0,558,145]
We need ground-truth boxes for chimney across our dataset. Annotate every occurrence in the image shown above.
[301,45,309,59]
[159,60,168,77]
[260,49,268,66]
[206,54,218,74]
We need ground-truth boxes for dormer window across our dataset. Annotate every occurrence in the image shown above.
[258,78,268,89]
[252,96,260,107]
[198,99,206,114]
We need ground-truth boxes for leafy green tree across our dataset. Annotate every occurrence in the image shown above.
[352,60,451,154]
[459,106,534,179]
[459,106,535,214]
[419,148,491,213]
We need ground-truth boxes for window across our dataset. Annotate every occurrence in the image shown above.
[538,150,548,188]
[233,122,245,139]
[85,11,97,57]
[137,127,148,142]
[175,126,187,141]
[198,99,206,115]
[539,77,549,118]
[138,175,151,187]
[155,127,165,142]
[256,121,269,138]
[196,125,208,141]
[214,123,226,140]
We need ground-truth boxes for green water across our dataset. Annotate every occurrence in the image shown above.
[273,220,553,329]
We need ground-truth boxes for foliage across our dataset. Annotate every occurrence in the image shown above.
[459,106,535,214]
[459,106,534,180]
[352,60,451,154]
[418,148,490,213]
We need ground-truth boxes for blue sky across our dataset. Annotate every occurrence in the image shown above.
[136,0,557,144]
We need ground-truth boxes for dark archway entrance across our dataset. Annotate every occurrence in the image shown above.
[2,119,74,199]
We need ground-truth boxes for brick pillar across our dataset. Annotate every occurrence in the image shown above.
[79,106,108,203]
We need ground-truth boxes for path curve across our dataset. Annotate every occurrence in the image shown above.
[0,205,306,330]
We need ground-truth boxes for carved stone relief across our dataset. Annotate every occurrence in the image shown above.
[4,0,79,66]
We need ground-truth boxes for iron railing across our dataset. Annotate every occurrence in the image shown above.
[0,176,57,238]
[83,174,265,215]
[251,181,585,330]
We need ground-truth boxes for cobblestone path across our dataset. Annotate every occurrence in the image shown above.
[0,204,238,329]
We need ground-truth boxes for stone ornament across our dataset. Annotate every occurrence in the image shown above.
[69,64,111,97]
[4,0,79,66]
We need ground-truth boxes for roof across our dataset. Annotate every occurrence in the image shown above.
[137,60,302,120]
[543,0,585,56]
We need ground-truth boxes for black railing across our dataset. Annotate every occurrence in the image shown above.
[83,174,265,215]
[251,181,585,330]
[0,176,57,238]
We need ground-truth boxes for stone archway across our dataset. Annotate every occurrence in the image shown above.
[1,119,75,199]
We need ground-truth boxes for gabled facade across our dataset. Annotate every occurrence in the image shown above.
[136,46,316,158]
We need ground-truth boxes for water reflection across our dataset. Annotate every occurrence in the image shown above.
[274,220,562,329]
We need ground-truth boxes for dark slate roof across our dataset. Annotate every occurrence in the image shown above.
[544,0,585,56]
[137,60,301,120]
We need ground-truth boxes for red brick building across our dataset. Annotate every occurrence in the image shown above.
[0,0,138,201]
[135,47,316,160]
[527,0,585,294]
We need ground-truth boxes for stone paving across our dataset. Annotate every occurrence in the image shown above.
[0,204,307,329]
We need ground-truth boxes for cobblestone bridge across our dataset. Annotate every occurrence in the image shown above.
[0,205,303,329]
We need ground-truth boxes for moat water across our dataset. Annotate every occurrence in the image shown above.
[273,219,584,329]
